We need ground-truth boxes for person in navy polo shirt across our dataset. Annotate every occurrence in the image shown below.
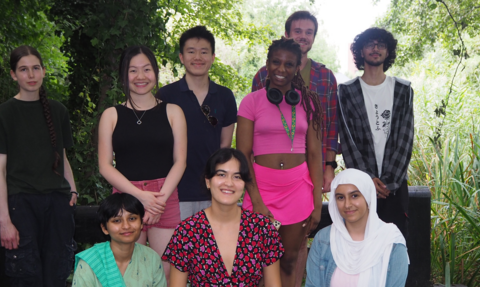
[156,26,237,220]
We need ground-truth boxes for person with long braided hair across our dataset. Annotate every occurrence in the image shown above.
[0,45,78,286]
[237,37,323,286]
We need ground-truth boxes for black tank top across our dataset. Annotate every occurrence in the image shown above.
[112,102,174,181]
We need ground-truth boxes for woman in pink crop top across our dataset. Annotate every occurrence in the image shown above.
[237,37,324,286]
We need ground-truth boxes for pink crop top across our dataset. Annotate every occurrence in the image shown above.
[238,88,309,156]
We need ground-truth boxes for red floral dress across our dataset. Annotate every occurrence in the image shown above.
[162,208,284,286]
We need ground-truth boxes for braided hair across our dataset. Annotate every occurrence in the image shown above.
[10,46,61,174]
[266,37,323,138]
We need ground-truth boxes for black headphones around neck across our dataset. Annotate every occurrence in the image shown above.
[266,82,300,106]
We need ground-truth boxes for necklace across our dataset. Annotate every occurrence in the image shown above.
[132,109,147,125]
[128,97,158,125]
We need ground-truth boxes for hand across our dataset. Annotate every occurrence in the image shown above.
[137,191,166,214]
[252,202,274,221]
[143,211,161,225]
[373,178,390,199]
[0,221,20,250]
[323,166,335,192]
[303,208,322,236]
[69,192,78,206]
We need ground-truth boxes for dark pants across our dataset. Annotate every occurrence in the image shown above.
[5,192,76,287]
[377,179,409,238]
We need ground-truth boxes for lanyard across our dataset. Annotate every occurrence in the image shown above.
[276,105,296,151]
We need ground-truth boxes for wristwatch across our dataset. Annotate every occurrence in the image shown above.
[325,161,338,169]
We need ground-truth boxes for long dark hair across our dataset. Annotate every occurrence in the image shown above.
[118,45,159,110]
[266,37,323,137]
[10,45,61,174]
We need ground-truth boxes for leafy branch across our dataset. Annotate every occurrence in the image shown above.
[432,0,468,147]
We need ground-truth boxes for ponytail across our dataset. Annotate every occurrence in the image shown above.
[38,85,61,174]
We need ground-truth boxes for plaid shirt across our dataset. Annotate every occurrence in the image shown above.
[338,77,414,192]
[251,60,339,168]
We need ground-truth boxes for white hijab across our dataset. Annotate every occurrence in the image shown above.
[329,169,407,287]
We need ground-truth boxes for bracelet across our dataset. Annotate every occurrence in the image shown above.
[70,191,79,196]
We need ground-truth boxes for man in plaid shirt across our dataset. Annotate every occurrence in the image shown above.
[338,28,413,237]
[251,11,338,287]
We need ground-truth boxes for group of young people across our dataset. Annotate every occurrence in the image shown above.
[0,9,413,287]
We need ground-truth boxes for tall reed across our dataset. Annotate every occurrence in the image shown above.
[410,134,480,286]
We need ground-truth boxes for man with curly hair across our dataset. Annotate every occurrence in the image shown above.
[338,27,414,237]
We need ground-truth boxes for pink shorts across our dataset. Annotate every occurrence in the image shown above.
[242,162,314,225]
[113,178,181,230]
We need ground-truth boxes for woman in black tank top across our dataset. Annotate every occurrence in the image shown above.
[98,45,187,284]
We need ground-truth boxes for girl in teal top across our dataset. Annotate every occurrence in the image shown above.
[72,193,166,287]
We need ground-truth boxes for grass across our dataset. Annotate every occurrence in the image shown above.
[410,133,480,286]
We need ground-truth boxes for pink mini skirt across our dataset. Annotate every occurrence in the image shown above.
[242,162,314,225]
[113,177,181,230]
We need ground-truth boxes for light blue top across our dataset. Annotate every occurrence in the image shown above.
[306,225,409,287]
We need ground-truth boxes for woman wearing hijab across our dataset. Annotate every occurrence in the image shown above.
[306,169,409,287]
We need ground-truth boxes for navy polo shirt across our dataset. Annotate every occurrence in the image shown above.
[156,76,237,201]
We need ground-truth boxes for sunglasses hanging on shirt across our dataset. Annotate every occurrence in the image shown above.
[201,104,218,126]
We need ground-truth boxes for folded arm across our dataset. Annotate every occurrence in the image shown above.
[98,107,166,215]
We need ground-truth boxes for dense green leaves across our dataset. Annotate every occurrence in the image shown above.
[0,0,67,103]
[0,0,269,203]
[380,0,480,285]
[379,0,480,147]
[215,0,339,100]
[378,0,479,65]
[45,0,266,203]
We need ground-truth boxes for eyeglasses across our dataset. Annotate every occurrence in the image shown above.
[201,105,218,126]
[364,42,387,50]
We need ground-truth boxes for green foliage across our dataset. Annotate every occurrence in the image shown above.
[210,60,251,96]
[379,1,480,284]
[216,0,340,99]
[384,40,480,286]
[379,0,480,149]
[0,0,338,207]
[392,38,480,287]
[388,46,480,143]
[410,135,480,286]
[377,0,479,66]
[0,0,68,103]
[43,0,267,204]
[0,0,270,205]
[44,0,173,203]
